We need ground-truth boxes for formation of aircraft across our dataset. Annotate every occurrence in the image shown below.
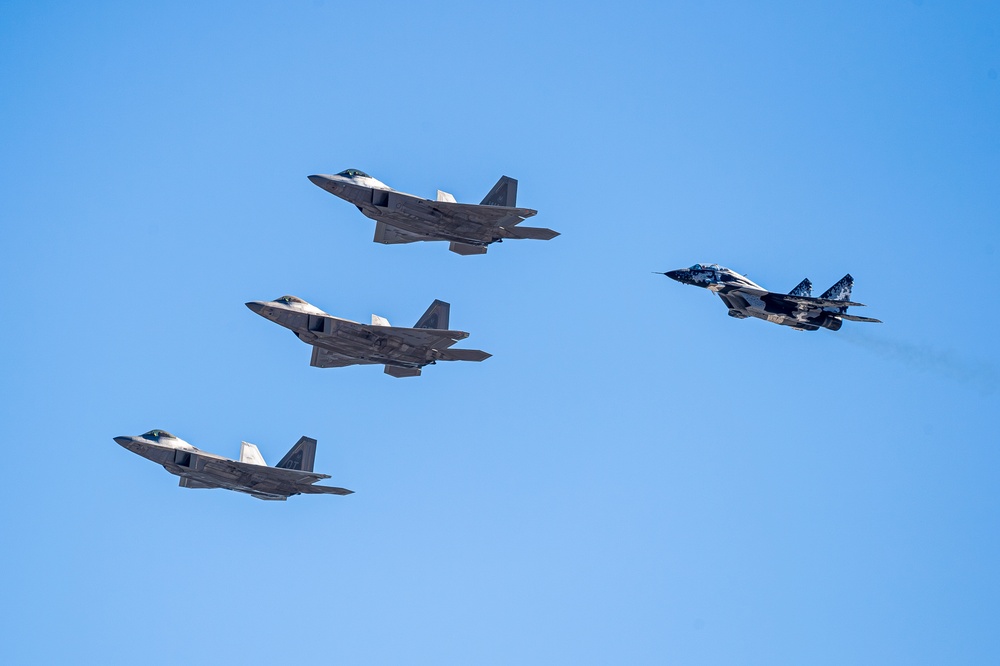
[659,264,881,331]
[117,168,882,499]
[308,170,559,255]
[246,296,490,377]
[114,431,352,501]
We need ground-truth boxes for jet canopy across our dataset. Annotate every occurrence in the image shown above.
[276,295,308,305]
[690,263,722,271]
[142,430,176,440]
[337,169,371,178]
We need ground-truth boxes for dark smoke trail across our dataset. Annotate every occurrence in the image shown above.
[835,327,998,394]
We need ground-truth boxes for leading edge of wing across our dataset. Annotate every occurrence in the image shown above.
[368,325,471,342]
[423,199,537,221]
[776,294,867,308]
[202,458,332,482]
[722,285,866,308]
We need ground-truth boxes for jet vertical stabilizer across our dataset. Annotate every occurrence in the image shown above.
[371,314,391,326]
[480,176,518,207]
[240,442,267,466]
[788,279,812,297]
[415,299,450,330]
[275,436,317,473]
[437,190,457,203]
[820,274,854,312]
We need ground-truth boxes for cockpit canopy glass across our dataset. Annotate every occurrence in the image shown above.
[690,263,721,271]
[337,169,371,178]
[142,430,176,440]
[276,295,307,305]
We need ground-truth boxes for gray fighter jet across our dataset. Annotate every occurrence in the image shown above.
[308,169,559,255]
[246,296,490,377]
[660,263,881,331]
[114,431,352,501]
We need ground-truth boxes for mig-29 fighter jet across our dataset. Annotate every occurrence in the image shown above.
[659,264,881,331]
[114,431,352,501]
[308,169,559,255]
[246,296,490,377]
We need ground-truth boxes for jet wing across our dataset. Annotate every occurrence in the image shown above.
[178,477,219,489]
[773,293,867,309]
[370,325,470,349]
[373,221,424,245]
[721,285,866,309]
[200,458,332,485]
[422,200,538,227]
[311,346,372,368]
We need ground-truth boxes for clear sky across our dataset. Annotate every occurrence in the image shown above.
[2,1,998,664]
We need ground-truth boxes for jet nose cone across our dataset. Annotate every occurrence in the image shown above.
[245,301,265,315]
[309,174,345,194]
[664,270,683,281]
[114,436,133,447]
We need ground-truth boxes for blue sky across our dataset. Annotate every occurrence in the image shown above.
[1,1,998,663]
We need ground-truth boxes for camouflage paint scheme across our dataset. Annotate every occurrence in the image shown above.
[661,264,881,331]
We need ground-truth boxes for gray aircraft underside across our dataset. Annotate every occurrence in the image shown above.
[246,296,490,377]
[308,169,559,255]
[114,431,352,501]
[660,263,881,331]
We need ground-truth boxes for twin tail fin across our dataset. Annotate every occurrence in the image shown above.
[480,176,517,207]
[788,279,813,297]
[414,299,450,330]
[276,436,317,472]
[820,274,854,313]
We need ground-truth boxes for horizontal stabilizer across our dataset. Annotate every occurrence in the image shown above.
[436,190,457,203]
[415,299,450,330]
[239,441,267,466]
[436,348,492,362]
[299,484,354,496]
[371,314,390,327]
[385,365,422,378]
[449,242,488,255]
[788,278,812,297]
[179,477,218,490]
[480,176,517,207]
[503,226,559,241]
[276,436,317,472]
[837,313,882,323]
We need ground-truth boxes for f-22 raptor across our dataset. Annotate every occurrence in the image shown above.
[660,264,881,331]
[246,296,490,377]
[308,169,559,255]
[114,431,352,501]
